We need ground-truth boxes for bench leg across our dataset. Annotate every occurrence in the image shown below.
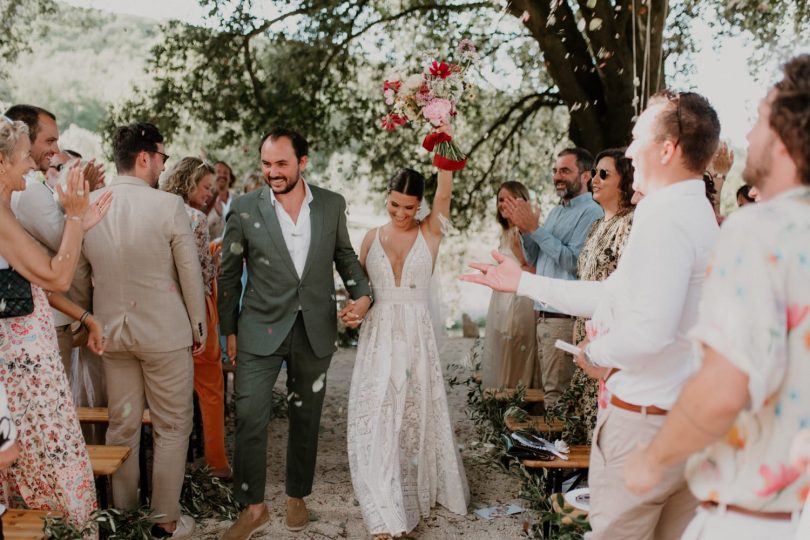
[96,476,109,509]
[139,425,150,505]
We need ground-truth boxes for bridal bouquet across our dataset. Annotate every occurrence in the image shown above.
[380,39,479,171]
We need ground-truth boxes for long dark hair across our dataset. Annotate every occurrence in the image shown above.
[495,181,530,230]
[387,168,425,200]
[593,148,635,211]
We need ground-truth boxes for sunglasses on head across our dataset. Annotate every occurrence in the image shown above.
[590,168,611,180]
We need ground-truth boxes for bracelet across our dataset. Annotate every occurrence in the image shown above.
[79,311,91,327]
[66,215,82,222]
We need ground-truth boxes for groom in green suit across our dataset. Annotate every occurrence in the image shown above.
[219,128,372,539]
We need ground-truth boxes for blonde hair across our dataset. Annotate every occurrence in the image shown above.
[162,157,215,202]
[0,117,30,162]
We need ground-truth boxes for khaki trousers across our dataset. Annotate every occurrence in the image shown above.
[586,405,698,540]
[103,347,193,522]
[55,324,74,378]
[536,316,575,408]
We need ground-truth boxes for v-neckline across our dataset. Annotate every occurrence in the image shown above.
[376,226,420,288]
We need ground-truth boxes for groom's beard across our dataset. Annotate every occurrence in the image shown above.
[265,170,301,194]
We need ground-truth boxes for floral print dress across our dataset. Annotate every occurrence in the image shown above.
[0,285,97,533]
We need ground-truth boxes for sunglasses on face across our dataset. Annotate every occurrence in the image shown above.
[590,168,612,180]
[150,150,170,163]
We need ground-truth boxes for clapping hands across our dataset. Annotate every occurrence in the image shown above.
[501,198,541,234]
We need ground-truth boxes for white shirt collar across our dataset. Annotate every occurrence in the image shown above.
[268,179,313,206]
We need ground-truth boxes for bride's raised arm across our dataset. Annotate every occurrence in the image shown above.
[422,124,454,238]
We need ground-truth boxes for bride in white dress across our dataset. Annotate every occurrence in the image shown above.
[346,138,470,539]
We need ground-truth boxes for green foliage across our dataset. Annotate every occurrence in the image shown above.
[0,0,57,69]
[180,466,241,521]
[455,339,590,539]
[44,505,156,539]
[1,3,158,132]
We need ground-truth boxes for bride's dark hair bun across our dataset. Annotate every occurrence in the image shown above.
[387,168,425,200]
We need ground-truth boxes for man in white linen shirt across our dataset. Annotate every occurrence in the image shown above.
[461,91,721,539]
[625,54,810,540]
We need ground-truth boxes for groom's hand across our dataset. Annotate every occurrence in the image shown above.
[226,334,237,364]
[338,296,371,329]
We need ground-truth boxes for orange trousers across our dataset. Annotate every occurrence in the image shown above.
[193,283,229,470]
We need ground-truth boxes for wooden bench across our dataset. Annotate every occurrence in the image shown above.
[87,444,130,508]
[76,406,152,425]
[505,415,564,433]
[88,444,130,477]
[77,407,152,504]
[521,445,591,494]
[1,508,62,540]
[485,387,545,403]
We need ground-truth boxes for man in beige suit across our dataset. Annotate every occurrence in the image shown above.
[81,122,206,539]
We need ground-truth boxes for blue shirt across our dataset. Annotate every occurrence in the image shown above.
[522,192,603,311]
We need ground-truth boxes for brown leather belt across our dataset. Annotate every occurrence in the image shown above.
[700,500,794,521]
[610,395,668,415]
[536,310,572,319]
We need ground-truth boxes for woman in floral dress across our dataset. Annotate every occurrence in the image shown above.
[0,116,109,534]
[551,148,635,445]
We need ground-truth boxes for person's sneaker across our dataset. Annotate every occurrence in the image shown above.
[221,506,270,540]
[286,497,309,531]
[150,515,196,539]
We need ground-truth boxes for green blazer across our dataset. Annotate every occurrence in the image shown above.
[217,184,371,358]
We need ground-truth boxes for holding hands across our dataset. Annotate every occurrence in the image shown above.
[338,296,372,329]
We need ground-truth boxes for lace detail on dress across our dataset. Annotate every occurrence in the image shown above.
[347,228,469,535]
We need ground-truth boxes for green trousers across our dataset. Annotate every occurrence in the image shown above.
[233,314,333,504]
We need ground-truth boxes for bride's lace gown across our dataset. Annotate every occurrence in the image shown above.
[347,228,469,536]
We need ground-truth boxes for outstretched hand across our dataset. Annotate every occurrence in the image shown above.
[459,250,523,293]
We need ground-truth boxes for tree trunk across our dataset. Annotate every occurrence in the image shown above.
[507,0,668,154]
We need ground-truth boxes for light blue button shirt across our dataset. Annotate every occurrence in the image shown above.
[522,192,603,312]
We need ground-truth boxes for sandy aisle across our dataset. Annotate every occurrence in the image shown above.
[197,337,526,539]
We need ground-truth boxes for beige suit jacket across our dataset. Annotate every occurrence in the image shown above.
[81,175,206,353]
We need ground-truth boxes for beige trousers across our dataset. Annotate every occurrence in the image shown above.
[55,324,74,378]
[535,316,575,408]
[585,405,698,540]
[103,347,193,523]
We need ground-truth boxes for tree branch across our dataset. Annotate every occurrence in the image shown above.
[242,36,265,110]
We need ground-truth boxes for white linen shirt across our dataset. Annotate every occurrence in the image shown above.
[269,181,313,279]
[516,179,719,409]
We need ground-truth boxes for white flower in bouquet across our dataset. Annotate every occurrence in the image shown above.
[402,73,424,93]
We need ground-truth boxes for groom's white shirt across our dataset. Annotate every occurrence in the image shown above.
[269,180,314,278]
